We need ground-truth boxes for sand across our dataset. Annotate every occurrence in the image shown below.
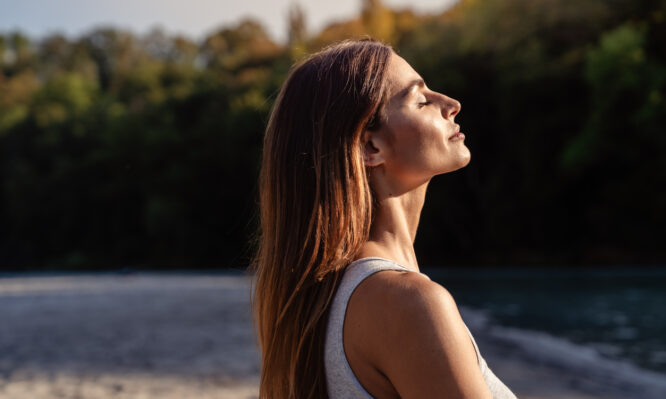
[1,272,664,398]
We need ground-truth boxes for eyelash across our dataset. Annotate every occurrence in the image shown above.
[418,101,432,108]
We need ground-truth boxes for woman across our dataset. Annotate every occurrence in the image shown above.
[252,38,517,398]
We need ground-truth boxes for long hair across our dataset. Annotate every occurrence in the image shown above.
[252,38,393,398]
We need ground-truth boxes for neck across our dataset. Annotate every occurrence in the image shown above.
[356,181,428,271]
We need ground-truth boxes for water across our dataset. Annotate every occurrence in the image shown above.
[428,266,666,375]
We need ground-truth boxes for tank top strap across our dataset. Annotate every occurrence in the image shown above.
[324,257,411,398]
[340,258,486,372]
[341,257,412,287]
[324,257,516,398]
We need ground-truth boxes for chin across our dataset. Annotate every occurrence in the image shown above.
[461,150,471,167]
[455,149,472,168]
[442,151,471,174]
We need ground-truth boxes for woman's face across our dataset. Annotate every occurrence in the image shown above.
[364,52,470,191]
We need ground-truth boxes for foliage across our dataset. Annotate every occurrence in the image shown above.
[1,0,665,270]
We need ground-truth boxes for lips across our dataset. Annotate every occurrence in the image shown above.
[448,124,462,139]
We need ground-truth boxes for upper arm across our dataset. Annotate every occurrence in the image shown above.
[366,273,492,399]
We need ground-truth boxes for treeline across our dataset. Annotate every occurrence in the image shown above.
[1,0,665,270]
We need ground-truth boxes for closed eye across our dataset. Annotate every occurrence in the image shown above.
[418,101,432,108]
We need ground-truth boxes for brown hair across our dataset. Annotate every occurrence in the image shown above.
[252,38,393,398]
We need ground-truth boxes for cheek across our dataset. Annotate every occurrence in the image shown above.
[390,117,444,165]
[398,117,443,152]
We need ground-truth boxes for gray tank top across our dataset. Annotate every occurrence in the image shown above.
[324,257,518,398]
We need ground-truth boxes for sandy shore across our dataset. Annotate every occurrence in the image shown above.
[1,272,664,398]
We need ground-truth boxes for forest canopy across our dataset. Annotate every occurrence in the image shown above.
[1,0,665,270]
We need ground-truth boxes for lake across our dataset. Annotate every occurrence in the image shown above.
[428,266,666,374]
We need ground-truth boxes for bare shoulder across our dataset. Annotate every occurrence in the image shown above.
[347,270,492,399]
[378,269,455,309]
[351,269,457,326]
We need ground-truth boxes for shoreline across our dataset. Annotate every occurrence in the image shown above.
[460,306,666,399]
[1,273,663,398]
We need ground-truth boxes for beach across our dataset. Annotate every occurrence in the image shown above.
[1,272,664,399]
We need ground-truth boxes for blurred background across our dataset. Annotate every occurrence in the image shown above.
[1,0,665,398]
[1,0,664,271]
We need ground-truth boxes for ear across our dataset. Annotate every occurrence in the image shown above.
[362,129,386,168]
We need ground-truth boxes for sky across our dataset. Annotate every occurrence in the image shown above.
[0,0,458,44]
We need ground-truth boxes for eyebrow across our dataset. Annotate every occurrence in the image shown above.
[400,78,426,99]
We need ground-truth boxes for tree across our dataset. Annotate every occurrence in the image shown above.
[200,19,281,71]
[361,0,395,43]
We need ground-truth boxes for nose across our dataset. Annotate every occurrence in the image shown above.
[432,91,460,120]
[441,95,461,120]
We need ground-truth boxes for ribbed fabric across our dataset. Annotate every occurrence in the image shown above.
[324,257,517,398]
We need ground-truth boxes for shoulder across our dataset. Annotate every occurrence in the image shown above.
[347,270,491,398]
[349,270,461,349]
[351,268,457,325]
